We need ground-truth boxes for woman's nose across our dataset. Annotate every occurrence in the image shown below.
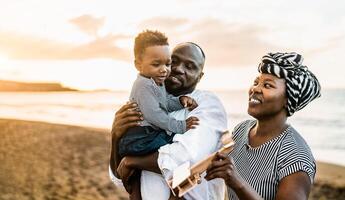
[251,84,262,93]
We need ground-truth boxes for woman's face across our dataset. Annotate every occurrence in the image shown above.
[247,73,287,119]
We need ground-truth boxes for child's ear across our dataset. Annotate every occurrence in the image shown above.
[134,59,141,71]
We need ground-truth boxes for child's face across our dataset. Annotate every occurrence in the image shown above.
[136,45,171,85]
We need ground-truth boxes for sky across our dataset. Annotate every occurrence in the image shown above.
[0,0,344,90]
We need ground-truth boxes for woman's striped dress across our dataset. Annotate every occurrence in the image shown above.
[228,120,316,200]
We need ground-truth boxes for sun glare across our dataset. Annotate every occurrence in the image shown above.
[0,54,10,70]
[0,54,9,64]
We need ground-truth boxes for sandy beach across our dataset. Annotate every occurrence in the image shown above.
[0,119,344,200]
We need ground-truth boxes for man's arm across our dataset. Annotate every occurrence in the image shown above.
[158,91,228,175]
[117,152,161,182]
[109,102,143,177]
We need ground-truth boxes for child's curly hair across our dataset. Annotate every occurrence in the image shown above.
[134,30,169,60]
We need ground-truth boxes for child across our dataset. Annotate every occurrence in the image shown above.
[117,30,199,199]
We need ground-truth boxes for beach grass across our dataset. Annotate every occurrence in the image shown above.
[0,119,344,200]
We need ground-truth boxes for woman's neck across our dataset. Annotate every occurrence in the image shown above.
[249,113,288,147]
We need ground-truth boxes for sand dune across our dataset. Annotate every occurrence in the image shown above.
[0,119,344,200]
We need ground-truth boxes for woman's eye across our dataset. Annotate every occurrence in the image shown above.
[264,83,271,88]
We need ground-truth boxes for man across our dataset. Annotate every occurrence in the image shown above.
[110,42,228,200]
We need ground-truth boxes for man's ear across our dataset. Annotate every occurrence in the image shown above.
[134,59,141,71]
[197,72,204,82]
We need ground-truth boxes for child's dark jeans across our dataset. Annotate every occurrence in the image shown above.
[118,126,175,158]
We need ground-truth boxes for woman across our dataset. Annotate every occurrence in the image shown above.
[205,52,321,200]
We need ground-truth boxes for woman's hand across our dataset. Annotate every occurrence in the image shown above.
[205,152,243,189]
[111,102,143,139]
[205,153,264,200]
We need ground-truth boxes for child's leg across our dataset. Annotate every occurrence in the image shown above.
[129,170,142,200]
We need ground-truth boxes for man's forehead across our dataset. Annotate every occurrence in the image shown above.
[172,43,204,64]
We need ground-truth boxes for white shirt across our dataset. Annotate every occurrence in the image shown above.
[110,90,228,200]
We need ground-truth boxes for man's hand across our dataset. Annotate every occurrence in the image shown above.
[109,102,143,179]
[186,116,199,130]
[179,96,198,111]
[112,102,143,139]
[117,156,136,193]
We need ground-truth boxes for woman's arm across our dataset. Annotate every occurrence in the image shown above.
[205,153,263,200]
[275,171,311,200]
[205,153,312,200]
[109,102,143,177]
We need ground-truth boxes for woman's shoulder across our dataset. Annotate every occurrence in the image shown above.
[232,119,256,139]
[277,125,315,168]
[277,126,316,182]
[281,126,313,153]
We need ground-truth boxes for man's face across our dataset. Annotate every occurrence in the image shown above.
[165,44,204,96]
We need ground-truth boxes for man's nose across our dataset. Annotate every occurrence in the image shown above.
[172,63,184,74]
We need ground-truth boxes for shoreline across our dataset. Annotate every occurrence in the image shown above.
[0,118,344,199]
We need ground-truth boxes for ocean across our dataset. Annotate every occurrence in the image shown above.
[0,89,344,166]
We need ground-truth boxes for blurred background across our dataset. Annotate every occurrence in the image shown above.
[0,0,344,199]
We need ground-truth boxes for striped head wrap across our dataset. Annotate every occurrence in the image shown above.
[258,52,321,116]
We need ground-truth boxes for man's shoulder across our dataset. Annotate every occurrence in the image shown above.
[192,90,219,101]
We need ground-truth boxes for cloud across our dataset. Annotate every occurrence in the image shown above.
[0,31,131,61]
[138,17,189,30]
[304,34,345,57]
[137,17,281,67]
[69,14,105,36]
[188,19,281,67]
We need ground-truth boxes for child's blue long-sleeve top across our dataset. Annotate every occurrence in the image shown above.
[129,74,186,134]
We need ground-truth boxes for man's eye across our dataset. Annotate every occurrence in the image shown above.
[186,63,194,69]
[253,81,258,86]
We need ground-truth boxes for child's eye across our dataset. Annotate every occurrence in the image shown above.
[152,63,160,67]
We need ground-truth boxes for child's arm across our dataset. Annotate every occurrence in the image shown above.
[166,94,198,112]
[166,94,184,112]
[138,84,187,134]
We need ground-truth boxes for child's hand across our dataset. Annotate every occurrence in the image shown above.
[186,116,199,130]
[179,96,198,111]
